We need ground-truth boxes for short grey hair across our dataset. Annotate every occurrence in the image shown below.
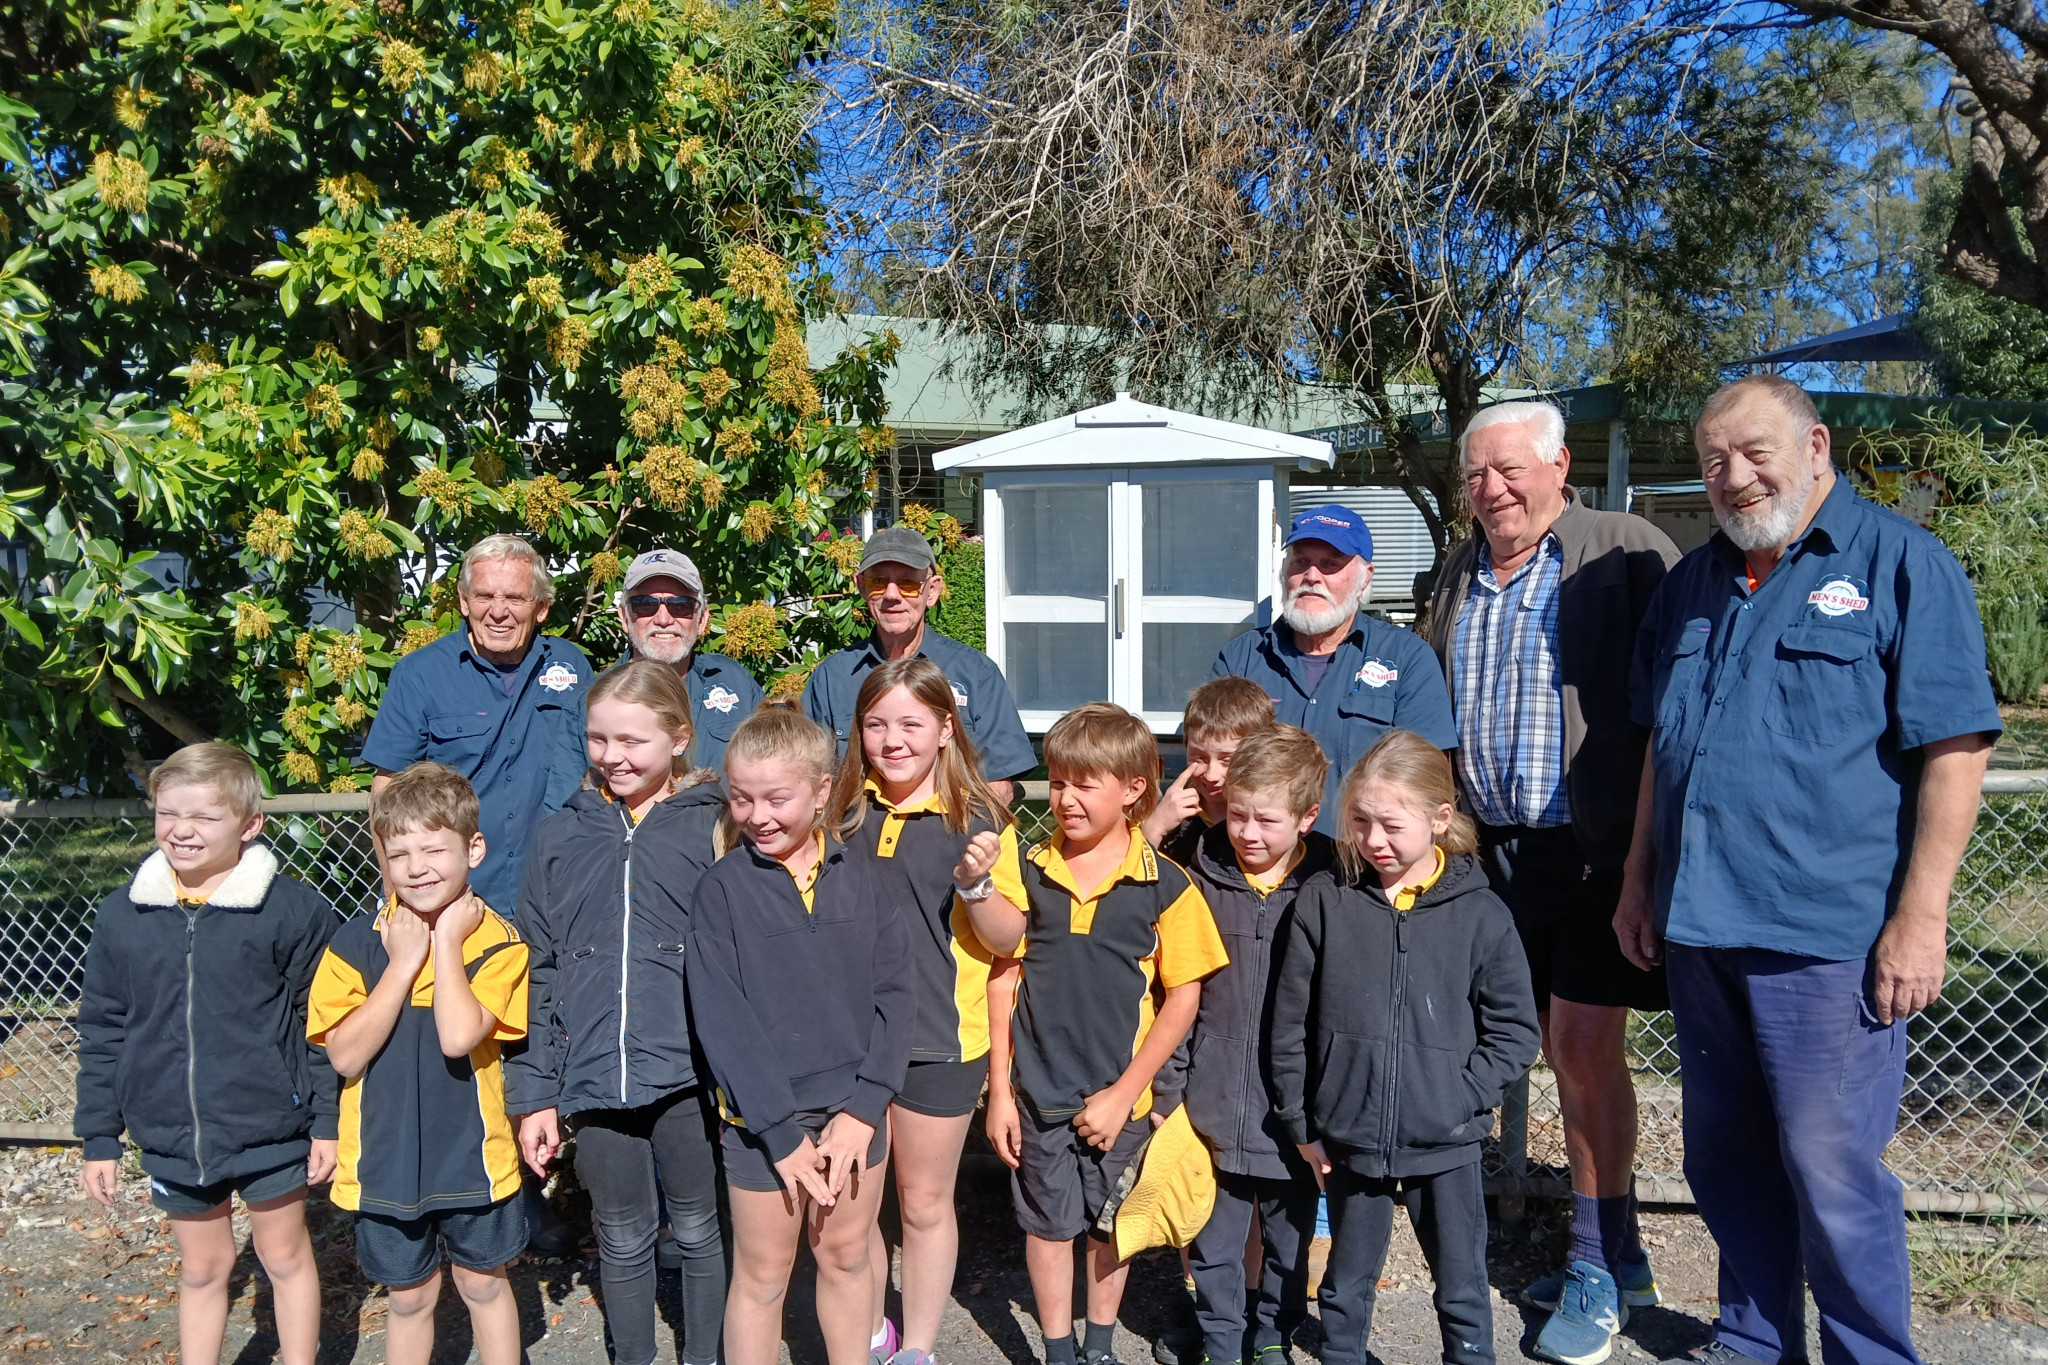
[459,533,556,607]
[1456,401,1566,467]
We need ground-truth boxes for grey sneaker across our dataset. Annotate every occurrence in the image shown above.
[1658,1345,1802,1365]
[888,1350,937,1365]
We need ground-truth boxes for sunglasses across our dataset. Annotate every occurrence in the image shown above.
[861,572,929,598]
[627,594,701,619]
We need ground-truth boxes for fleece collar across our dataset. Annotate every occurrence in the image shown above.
[128,842,279,910]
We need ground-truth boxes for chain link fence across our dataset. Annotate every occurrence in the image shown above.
[4,781,2046,1211]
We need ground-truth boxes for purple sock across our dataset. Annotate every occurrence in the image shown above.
[1569,1191,1606,1270]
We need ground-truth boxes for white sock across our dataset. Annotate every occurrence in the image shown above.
[872,1328,889,1351]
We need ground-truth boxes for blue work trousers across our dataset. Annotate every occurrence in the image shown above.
[1667,944,1917,1365]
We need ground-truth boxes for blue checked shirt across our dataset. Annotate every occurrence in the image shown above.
[1452,534,1570,829]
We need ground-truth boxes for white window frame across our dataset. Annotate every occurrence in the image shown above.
[984,466,1280,734]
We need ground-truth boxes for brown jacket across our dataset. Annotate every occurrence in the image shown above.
[1426,495,1679,869]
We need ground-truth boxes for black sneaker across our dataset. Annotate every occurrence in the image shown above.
[1659,1345,1804,1365]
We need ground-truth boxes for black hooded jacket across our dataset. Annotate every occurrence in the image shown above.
[1161,824,1336,1180]
[505,779,725,1117]
[1268,852,1540,1179]
[74,844,340,1187]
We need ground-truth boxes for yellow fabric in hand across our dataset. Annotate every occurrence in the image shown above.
[1109,1104,1218,1261]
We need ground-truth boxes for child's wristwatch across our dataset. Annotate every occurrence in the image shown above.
[954,874,996,901]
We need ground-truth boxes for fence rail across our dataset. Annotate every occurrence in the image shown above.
[4,780,2046,1211]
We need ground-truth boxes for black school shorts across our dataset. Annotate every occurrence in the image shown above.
[1478,822,1668,1012]
[896,1056,990,1118]
[1010,1103,1149,1242]
[721,1109,890,1193]
[354,1192,527,1288]
[149,1158,307,1216]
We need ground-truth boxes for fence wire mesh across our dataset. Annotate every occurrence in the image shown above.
[3,785,2044,1210]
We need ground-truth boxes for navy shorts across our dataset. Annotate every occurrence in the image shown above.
[149,1159,307,1216]
[354,1193,527,1288]
[1011,1103,1149,1242]
[721,1110,890,1193]
[896,1056,989,1118]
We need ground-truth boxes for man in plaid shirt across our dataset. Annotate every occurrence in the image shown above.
[1427,400,1680,1365]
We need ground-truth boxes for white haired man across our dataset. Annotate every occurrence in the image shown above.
[362,533,593,916]
[1622,376,1997,1365]
[613,547,760,772]
[1426,401,1679,1364]
[1213,503,1456,835]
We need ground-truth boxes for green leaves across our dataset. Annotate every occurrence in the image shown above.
[0,0,892,796]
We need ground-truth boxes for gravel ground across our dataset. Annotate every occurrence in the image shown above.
[0,1145,2041,1365]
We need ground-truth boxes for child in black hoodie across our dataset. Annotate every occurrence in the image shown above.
[687,705,913,1365]
[1269,731,1540,1365]
[507,659,729,1365]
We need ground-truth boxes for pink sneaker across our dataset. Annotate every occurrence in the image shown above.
[871,1320,901,1365]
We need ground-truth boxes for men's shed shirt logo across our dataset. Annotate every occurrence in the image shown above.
[951,683,970,709]
[703,685,740,714]
[538,662,580,692]
[1356,659,1399,688]
[1807,578,1870,617]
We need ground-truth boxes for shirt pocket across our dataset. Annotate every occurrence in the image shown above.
[1335,686,1397,769]
[1763,625,1877,748]
[426,711,493,771]
[1653,620,1711,730]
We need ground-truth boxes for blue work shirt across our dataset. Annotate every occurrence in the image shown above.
[362,629,594,915]
[1214,612,1458,836]
[1629,478,2001,961]
[679,650,762,775]
[801,628,1038,782]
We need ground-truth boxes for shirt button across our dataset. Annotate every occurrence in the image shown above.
[1741,602,1752,611]
[1687,800,1697,809]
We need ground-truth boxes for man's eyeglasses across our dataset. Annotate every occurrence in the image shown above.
[861,572,929,598]
[627,594,701,619]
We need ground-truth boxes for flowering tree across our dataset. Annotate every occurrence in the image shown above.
[0,0,894,796]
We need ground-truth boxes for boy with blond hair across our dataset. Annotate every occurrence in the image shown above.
[1165,726,1333,1365]
[1143,676,1276,867]
[964,703,1229,1365]
[76,742,339,1365]
[309,762,529,1365]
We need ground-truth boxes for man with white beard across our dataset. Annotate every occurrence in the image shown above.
[1622,376,1998,1365]
[613,548,761,774]
[1212,504,1456,835]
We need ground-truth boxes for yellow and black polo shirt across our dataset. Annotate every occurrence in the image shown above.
[306,901,528,1217]
[1010,826,1227,1122]
[851,784,1025,1064]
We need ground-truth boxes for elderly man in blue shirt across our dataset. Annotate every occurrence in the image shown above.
[612,547,761,773]
[363,533,594,916]
[1213,504,1456,836]
[802,523,1037,799]
[1621,375,2000,1365]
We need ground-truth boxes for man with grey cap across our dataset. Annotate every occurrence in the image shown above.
[615,547,762,774]
[801,523,1036,799]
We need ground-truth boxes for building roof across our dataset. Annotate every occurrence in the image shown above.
[932,392,1336,472]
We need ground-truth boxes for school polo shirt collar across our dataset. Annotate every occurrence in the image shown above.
[371,894,509,999]
[864,780,947,858]
[1029,824,1159,932]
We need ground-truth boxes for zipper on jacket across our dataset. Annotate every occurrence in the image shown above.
[183,905,207,1185]
[1239,885,1273,1159]
[1380,908,1409,1160]
[617,805,637,1106]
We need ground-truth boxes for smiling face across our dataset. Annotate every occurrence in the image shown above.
[153,782,264,889]
[459,554,548,663]
[381,822,487,918]
[860,560,942,643]
[1696,391,1834,554]
[1463,418,1571,564]
[1224,785,1317,876]
[861,683,952,805]
[1347,777,1450,888]
[619,574,707,665]
[587,695,688,808]
[726,754,830,861]
[1280,540,1372,636]
[1047,766,1145,847]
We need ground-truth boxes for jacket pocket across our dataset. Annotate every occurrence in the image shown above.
[1310,1031,1382,1150]
[1764,626,1877,748]
[1392,1043,1485,1150]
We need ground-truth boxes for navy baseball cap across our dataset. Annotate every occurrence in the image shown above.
[1285,504,1373,563]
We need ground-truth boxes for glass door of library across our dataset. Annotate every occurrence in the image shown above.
[988,469,1272,734]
